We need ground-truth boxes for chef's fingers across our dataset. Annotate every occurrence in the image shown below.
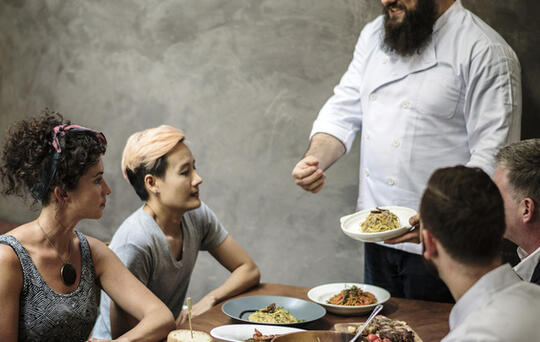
[295,168,324,187]
[292,164,319,180]
[409,214,420,227]
[304,172,326,193]
[384,229,420,244]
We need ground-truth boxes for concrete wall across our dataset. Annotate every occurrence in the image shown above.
[1,0,538,303]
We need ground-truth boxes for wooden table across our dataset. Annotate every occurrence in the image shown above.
[180,283,452,342]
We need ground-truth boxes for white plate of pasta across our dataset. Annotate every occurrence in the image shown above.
[307,283,390,315]
[340,206,417,242]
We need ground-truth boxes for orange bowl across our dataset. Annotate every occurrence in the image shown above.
[271,330,355,342]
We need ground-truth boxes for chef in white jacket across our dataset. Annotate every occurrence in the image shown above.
[292,0,521,302]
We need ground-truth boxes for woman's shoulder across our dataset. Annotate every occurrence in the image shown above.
[0,240,23,286]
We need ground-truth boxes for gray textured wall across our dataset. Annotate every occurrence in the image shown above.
[1,0,538,303]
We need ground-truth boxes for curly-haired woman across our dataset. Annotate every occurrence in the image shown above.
[0,110,175,342]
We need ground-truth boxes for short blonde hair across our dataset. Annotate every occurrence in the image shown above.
[121,125,184,200]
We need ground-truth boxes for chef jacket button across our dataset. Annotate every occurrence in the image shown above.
[388,178,395,185]
[401,101,409,109]
[364,169,370,177]
[382,57,388,64]
[393,139,400,147]
[366,132,370,140]
[370,93,377,101]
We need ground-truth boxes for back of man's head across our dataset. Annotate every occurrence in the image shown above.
[495,139,540,214]
[420,166,505,267]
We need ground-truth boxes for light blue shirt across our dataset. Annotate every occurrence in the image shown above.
[443,264,540,341]
[515,246,540,283]
[311,0,521,254]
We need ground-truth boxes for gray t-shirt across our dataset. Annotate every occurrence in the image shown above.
[92,202,228,338]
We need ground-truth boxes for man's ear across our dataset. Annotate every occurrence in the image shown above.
[521,197,536,224]
[422,228,439,260]
[144,174,159,196]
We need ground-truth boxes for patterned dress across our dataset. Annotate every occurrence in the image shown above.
[0,231,99,341]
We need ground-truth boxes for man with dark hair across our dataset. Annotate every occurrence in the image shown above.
[291,0,521,301]
[419,166,540,341]
[493,139,540,285]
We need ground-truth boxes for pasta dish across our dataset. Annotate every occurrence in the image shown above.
[360,208,400,233]
[248,303,300,324]
[327,286,377,306]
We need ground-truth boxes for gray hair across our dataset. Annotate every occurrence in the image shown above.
[495,139,540,206]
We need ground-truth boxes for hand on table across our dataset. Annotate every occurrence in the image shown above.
[384,214,420,244]
[175,295,217,328]
[291,156,326,193]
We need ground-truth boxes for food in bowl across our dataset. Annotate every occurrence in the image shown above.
[336,315,422,342]
[360,208,400,233]
[244,328,280,341]
[270,330,354,342]
[248,303,301,324]
[327,285,377,306]
[167,329,212,342]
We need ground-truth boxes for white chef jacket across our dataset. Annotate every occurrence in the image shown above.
[442,264,540,341]
[514,246,540,283]
[310,0,521,254]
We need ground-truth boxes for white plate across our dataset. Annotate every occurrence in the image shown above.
[340,206,417,242]
[307,283,390,315]
[210,324,305,342]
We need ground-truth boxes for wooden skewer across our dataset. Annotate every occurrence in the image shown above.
[187,297,193,339]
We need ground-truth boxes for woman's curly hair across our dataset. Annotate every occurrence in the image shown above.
[0,109,107,206]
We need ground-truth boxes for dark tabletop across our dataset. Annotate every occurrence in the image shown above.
[179,283,452,342]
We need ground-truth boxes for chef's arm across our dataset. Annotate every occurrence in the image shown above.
[304,133,346,171]
[291,133,345,193]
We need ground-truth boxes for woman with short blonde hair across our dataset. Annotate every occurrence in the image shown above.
[93,125,260,338]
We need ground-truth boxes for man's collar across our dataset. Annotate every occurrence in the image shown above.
[433,0,461,33]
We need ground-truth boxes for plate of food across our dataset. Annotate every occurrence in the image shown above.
[307,283,390,315]
[209,324,305,342]
[340,206,417,242]
[221,295,326,326]
[334,315,423,342]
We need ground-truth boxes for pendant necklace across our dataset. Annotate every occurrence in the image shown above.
[37,220,77,286]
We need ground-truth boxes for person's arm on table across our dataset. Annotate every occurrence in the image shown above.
[176,235,260,326]
[90,237,175,342]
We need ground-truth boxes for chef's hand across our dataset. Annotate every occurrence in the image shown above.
[291,156,326,193]
[384,214,420,244]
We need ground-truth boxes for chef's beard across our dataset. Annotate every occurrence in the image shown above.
[382,0,438,56]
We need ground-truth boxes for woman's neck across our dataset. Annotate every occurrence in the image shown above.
[37,206,77,252]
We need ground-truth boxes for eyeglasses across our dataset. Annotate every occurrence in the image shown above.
[30,124,107,201]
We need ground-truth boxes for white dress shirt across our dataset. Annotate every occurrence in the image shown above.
[514,246,540,283]
[443,264,540,341]
[310,0,521,254]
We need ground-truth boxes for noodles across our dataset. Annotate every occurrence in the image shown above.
[360,208,400,233]
[327,286,377,306]
[248,303,300,324]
